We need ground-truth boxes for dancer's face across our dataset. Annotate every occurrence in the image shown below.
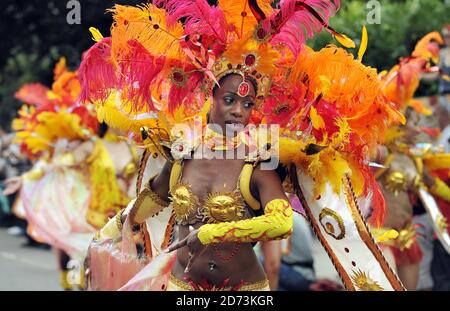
[209,74,256,136]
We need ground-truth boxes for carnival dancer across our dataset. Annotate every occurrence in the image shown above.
[372,32,450,290]
[80,1,406,291]
[3,58,138,290]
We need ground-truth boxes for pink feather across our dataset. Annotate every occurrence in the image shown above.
[270,0,341,56]
[78,38,118,104]
[168,70,204,113]
[117,40,166,112]
[156,0,227,45]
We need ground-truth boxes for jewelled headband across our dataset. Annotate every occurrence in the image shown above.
[211,52,272,105]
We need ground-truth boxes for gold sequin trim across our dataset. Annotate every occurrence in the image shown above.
[144,176,170,208]
[167,273,270,291]
[115,208,126,231]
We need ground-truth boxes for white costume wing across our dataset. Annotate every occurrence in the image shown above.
[418,188,450,254]
[135,150,175,257]
[291,167,405,291]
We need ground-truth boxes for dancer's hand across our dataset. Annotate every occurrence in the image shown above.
[165,226,207,273]
[3,176,22,195]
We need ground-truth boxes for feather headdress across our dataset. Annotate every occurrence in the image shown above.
[79,0,352,116]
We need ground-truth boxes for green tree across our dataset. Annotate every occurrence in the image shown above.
[0,0,141,129]
[309,0,449,95]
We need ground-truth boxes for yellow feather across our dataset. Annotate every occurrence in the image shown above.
[349,160,365,196]
[379,70,388,77]
[334,33,356,49]
[109,4,184,64]
[376,230,399,243]
[310,106,325,130]
[357,25,368,61]
[94,92,167,135]
[89,27,103,42]
[316,75,331,97]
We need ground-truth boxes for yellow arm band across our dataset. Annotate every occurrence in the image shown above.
[129,176,169,224]
[197,199,293,245]
[431,178,450,203]
[240,162,261,211]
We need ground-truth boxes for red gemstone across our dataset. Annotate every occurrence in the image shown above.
[178,145,184,152]
[245,54,256,67]
[238,82,250,97]
[173,71,184,83]
[257,28,266,40]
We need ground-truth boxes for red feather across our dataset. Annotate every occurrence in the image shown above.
[117,40,166,112]
[157,0,227,45]
[367,171,386,228]
[78,38,118,104]
[269,0,340,56]
[167,65,204,113]
[71,105,99,134]
[261,81,305,127]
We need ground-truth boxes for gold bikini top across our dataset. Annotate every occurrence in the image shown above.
[169,160,260,225]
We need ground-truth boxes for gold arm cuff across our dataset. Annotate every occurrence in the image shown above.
[129,176,169,224]
[97,210,125,240]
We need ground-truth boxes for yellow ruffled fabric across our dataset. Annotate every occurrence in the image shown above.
[85,139,130,229]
